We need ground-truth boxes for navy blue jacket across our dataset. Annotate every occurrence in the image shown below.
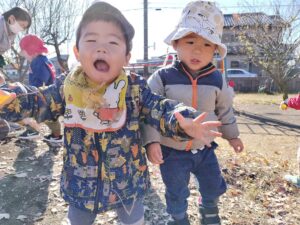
[29,55,56,87]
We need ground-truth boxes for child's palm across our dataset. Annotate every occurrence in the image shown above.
[175,112,222,147]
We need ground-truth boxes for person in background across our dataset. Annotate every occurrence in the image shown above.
[0,7,31,138]
[18,34,63,143]
[0,6,31,62]
[280,94,300,188]
[0,2,223,225]
[143,1,244,224]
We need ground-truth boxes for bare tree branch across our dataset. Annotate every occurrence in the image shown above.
[234,0,300,99]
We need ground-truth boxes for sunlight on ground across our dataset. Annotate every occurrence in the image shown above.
[234,93,298,105]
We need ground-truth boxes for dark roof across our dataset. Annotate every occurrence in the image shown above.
[224,12,279,28]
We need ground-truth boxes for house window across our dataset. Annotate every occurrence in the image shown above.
[231,61,240,68]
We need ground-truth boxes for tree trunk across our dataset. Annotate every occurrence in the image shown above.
[54,44,68,73]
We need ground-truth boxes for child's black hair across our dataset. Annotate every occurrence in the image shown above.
[76,2,134,55]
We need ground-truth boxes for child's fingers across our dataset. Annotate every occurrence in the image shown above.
[193,112,208,123]
[153,149,164,164]
[202,139,212,147]
[174,112,185,124]
[150,155,163,165]
[208,129,222,137]
[235,143,244,153]
[176,112,221,129]
[202,121,222,129]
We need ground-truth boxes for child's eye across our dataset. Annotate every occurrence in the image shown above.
[109,41,119,45]
[186,41,194,45]
[205,43,212,47]
[86,39,96,42]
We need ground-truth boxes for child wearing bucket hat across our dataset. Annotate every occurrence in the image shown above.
[0,1,224,224]
[143,1,244,224]
[18,34,63,143]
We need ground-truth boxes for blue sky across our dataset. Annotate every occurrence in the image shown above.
[67,0,297,63]
[105,0,271,62]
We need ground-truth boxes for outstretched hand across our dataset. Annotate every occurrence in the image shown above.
[0,90,16,108]
[175,112,222,147]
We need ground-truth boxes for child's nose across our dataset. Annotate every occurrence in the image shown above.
[97,45,107,53]
[194,45,203,53]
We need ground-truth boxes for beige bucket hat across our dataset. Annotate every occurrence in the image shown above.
[164,1,227,59]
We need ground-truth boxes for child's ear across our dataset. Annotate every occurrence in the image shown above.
[172,42,178,51]
[73,45,80,61]
[124,53,131,66]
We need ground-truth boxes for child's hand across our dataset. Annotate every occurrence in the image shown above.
[175,112,222,147]
[228,138,244,153]
[280,101,288,110]
[0,90,16,107]
[146,142,164,165]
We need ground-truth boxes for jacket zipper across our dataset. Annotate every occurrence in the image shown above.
[93,132,102,213]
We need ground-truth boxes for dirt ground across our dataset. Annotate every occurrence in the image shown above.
[0,93,299,225]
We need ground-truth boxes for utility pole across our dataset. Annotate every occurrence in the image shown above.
[143,0,149,77]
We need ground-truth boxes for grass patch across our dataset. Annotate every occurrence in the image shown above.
[234,93,298,105]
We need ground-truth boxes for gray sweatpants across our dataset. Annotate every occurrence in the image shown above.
[67,199,144,225]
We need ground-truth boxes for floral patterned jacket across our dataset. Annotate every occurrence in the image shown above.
[0,72,196,213]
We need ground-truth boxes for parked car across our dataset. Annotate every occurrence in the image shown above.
[226,68,257,78]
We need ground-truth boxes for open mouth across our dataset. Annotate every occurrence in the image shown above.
[94,59,110,72]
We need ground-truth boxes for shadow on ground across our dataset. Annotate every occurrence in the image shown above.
[0,140,55,225]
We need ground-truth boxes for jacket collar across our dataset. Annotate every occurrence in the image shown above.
[174,61,216,78]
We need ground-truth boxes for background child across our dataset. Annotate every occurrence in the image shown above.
[280,94,300,110]
[280,95,300,187]
[0,2,222,225]
[18,34,63,143]
[143,1,244,225]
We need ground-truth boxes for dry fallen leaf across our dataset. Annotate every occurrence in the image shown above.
[16,215,27,221]
[0,213,10,220]
[14,172,28,178]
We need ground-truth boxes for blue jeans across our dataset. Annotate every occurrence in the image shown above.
[67,198,144,225]
[160,143,226,218]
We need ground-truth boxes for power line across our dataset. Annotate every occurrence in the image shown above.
[122,4,300,11]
